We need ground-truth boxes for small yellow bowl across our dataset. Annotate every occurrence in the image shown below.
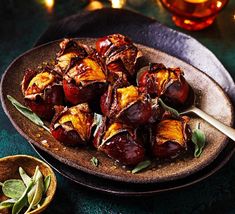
[0,155,57,214]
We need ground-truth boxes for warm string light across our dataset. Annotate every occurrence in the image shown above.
[110,0,126,8]
[216,1,222,8]
[44,0,54,13]
[86,1,104,11]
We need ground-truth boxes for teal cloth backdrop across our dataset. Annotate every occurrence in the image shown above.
[1,1,235,213]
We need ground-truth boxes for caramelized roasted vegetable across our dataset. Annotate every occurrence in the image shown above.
[21,68,64,120]
[55,38,89,75]
[151,117,191,158]
[19,35,198,171]
[100,85,152,125]
[94,119,145,166]
[138,63,190,107]
[63,54,107,105]
[96,34,142,78]
[50,104,94,146]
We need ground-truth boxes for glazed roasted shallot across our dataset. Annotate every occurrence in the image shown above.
[21,34,196,169]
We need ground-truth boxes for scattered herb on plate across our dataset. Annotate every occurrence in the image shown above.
[7,95,50,133]
[191,123,206,158]
[132,160,151,174]
[90,157,99,167]
[158,98,180,118]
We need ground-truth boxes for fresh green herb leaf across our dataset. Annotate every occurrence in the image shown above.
[158,98,180,118]
[132,160,151,174]
[7,95,50,133]
[90,157,99,167]
[12,180,34,214]
[0,166,49,213]
[19,167,31,187]
[0,198,16,210]
[25,176,44,213]
[1,179,26,200]
[44,175,51,194]
[192,123,206,158]
[28,166,44,205]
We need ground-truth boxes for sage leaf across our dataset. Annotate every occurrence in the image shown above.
[25,177,44,213]
[12,180,34,214]
[7,95,50,133]
[132,160,151,174]
[27,185,37,205]
[158,98,180,118]
[32,166,40,181]
[44,175,51,194]
[0,198,16,210]
[19,167,31,187]
[28,167,44,205]
[192,124,206,158]
[90,157,99,167]
[2,179,26,200]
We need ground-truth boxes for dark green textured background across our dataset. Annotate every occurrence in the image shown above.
[1,0,235,213]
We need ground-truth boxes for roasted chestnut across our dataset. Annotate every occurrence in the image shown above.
[100,85,152,125]
[21,68,64,120]
[63,53,108,105]
[151,117,191,158]
[50,104,94,146]
[96,34,142,78]
[55,38,90,75]
[137,63,190,107]
[94,120,145,166]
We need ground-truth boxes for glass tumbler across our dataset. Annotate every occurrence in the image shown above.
[160,0,229,30]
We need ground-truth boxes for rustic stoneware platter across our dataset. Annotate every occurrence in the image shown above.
[1,38,233,183]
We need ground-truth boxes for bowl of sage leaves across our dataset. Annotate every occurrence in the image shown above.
[0,155,57,214]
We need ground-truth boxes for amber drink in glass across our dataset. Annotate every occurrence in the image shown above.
[160,0,228,30]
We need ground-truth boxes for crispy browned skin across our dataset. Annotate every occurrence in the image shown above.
[96,34,142,79]
[100,85,152,125]
[138,63,190,107]
[21,68,64,120]
[50,104,94,146]
[94,119,145,166]
[152,117,191,158]
[63,53,108,105]
[55,38,89,75]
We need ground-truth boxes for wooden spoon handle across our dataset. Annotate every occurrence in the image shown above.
[190,106,235,142]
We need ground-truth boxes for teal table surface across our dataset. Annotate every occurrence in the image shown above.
[1,1,235,213]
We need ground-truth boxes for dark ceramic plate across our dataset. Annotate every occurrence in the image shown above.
[1,38,233,184]
[32,141,235,196]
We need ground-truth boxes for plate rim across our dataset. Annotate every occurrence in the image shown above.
[31,142,235,196]
[1,38,234,184]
